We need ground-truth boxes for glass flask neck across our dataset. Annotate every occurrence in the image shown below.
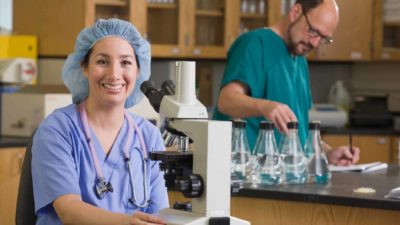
[254,128,278,155]
[282,127,303,155]
[232,126,251,153]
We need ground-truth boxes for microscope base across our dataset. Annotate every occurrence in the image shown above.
[158,208,250,225]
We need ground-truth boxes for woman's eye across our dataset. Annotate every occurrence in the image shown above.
[96,59,107,65]
[122,60,133,66]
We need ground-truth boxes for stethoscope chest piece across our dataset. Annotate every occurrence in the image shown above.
[94,177,113,199]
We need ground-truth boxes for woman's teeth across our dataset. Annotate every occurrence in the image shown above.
[102,83,125,90]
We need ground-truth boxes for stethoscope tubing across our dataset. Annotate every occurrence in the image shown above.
[79,101,150,208]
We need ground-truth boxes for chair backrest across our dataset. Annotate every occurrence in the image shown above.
[15,132,37,225]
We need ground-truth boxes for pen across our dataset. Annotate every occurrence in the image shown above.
[349,131,353,156]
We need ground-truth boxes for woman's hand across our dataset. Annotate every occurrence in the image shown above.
[127,211,166,225]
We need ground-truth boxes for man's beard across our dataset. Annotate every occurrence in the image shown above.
[287,21,312,56]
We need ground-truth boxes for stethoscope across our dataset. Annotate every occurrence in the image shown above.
[79,101,151,208]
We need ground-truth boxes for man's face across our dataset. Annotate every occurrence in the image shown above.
[287,3,339,56]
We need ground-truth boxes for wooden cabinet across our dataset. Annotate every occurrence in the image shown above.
[322,134,391,164]
[372,0,400,60]
[132,0,238,58]
[0,147,26,225]
[309,0,374,61]
[132,0,280,58]
[14,0,137,56]
[13,0,279,58]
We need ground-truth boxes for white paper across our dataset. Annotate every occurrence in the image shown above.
[329,162,388,172]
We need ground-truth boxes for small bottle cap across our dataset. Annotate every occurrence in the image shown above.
[232,119,246,128]
[260,121,274,130]
[287,121,298,129]
[309,121,321,130]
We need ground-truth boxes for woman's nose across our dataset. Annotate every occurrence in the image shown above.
[107,62,121,78]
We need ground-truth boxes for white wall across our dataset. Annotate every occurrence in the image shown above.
[0,0,12,31]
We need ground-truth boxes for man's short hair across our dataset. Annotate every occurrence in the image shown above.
[295,0,324,13]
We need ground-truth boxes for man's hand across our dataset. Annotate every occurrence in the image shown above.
[326,145,360,166]
[258,100,297,134]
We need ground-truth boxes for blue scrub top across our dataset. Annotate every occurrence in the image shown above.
[213,28,312,151]
[32,104,169,225]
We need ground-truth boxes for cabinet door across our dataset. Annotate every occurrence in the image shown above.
[0,148,26,225]
[132,0,185,58]
[391,136,400,164]
[186,0,235,58]
[85,0,133,26]
[312,0,373,61]
[372,0,400,60]
[13,0,86,56]
[322,134,390,164]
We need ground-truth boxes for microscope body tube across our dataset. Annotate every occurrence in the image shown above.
[176,61,196,105]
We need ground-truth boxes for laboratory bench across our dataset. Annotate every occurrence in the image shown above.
[230,166,400,225]
[0,136,29,148]
[169,166,400,225]
[321,127,400,136]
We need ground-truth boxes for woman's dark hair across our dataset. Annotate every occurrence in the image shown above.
[295,0,324,13]
[81,47,140,69]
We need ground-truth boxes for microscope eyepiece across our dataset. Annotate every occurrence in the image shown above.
[161,80,175,95]
[140,80,156,97]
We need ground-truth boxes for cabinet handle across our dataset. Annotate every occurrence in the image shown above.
[350,51,363,60]
[171,48,179,55]
[377,138,387,145]
[193,48,201,55]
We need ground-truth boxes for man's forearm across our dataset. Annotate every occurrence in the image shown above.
[217,90,266,118]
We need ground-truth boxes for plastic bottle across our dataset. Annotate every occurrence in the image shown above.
[305,121,331,184]
[251,121,281,185]
[281,121,308,184]
[328,80,350,112]
[231,119,252,182]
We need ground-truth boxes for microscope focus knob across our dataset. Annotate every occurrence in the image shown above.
[178,174,203,198]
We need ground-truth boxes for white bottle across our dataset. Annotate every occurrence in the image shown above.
[329,80,350,112]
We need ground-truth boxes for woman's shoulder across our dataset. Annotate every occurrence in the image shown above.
[38,104,80,130]
[127,112,158,130]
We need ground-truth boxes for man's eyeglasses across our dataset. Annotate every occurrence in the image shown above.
[303,12,333,45]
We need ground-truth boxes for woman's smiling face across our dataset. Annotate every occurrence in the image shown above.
[82,36,139,108]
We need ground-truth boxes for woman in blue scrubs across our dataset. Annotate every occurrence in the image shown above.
[31,19,168,225]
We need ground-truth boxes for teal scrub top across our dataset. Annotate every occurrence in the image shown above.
[213,28,312,151]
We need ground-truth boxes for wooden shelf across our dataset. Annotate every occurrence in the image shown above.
[147,3,177,9]
[240,13,266,19]
[196,9,224,17]
[95,0,127,7]
[384,21,400,27]
[380,47,400,60]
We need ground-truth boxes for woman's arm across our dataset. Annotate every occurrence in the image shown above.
[53,194,165,225]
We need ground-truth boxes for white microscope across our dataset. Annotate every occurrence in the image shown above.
[141,61,250,225]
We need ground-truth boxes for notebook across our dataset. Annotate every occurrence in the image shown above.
[329,162,388,172]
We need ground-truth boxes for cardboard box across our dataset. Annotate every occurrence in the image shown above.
[1,86,72,137]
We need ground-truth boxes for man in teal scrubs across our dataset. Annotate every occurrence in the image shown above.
[214,0,360,165]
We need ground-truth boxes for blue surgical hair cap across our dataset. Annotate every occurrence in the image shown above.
[62,18,151,108]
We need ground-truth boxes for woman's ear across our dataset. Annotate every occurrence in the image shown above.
[288,3,303,23]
